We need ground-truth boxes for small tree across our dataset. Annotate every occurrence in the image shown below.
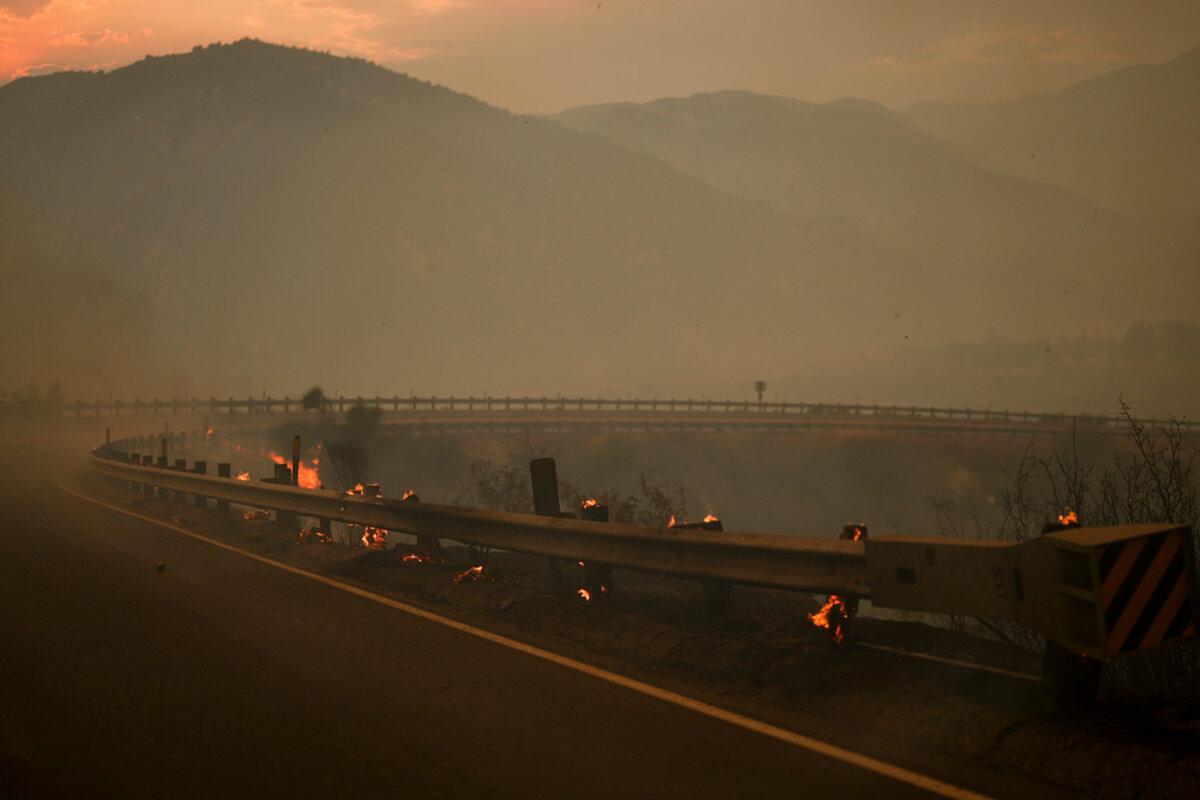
[301,385,326,412]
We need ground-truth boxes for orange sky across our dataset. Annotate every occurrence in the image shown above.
[2,1,1198,111]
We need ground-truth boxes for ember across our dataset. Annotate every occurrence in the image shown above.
[242,510,270,521]
[402,551,434,563]
[453,565,493,584]
[361,526,388,549]
[205,426,214,441]
[808,595,851,642]
[297,526,333,545]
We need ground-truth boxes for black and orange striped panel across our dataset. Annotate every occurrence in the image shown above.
[1098,530,1198,656]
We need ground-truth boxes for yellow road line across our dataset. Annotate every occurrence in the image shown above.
[57,473,989,800]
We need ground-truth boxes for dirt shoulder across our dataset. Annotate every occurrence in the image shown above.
[77,470,1200,799]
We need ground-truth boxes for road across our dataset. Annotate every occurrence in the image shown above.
[0,424,978,798]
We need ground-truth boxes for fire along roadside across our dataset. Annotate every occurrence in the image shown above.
[93,434,1200,712]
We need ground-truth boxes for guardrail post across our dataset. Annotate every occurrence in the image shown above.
[173,458,187,504]
[193,461,208,508]
[290,435,301,487]
[530,457,570,591]
[127,452,139,490]
[272,463,297,532]
[156,440,168,500]
[579,500,613,601]
[216,463,231,511]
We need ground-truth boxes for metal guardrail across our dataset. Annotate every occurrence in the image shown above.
[89,448,869,596]
[90,434,1200,670]
[8,393,1196,432]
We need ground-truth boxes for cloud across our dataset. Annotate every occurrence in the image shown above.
[0,1,52,19]
[11,60,62,77]
[48,27,135,47]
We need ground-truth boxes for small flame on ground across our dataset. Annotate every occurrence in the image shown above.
[205,426,214,441]
[453,565,492,584]
[1059,510,1079,526]
[402,489,417,501]
[346,483,365,495]
[667,515,678,528]
[578,588,592,602]
[850,526,865,541]
[402,551,433,563]
[808,595,849,643]
[703,513,720,524]
[297,527,333,545]
[236,471,251,481]
[361,526,388,549]
[583,498,599,509]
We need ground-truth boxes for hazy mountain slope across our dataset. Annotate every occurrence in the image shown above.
[1,40,934,398]
[553,91,1143,289]
[907,44,1200,234]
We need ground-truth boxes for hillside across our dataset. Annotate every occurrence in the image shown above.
[0,40,1192,402]
[553,91,1171,311]
[0,40,918,398]
[907,43,1200,238]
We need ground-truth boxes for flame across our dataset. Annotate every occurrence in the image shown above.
[667,515,678,528]
[703,513,720,524]
[850,526,865,541]
[236,471,251,481]
[361,526,388,549]
[453,565,492,584]
[297,527,333,545]
[297,457,320,489]
[205,426,214,441]
[266,450,321,489]
[345,483,365,496]
[402,489,417,501]
[402,551,433,563]
[582,498,599,509]
[1059,510,1079,526]
[577,588,592,601]
[809,595,848,643]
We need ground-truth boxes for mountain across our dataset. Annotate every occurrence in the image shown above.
[554,91,1163,303]
[0,40,922,398]
[0,41,1190,401]
[907,44,1200,236]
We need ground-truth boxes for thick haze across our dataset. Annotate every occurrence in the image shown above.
[3,1,1200,111]
[1,5,1198,417]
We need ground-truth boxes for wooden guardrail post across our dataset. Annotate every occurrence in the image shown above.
[216,463,231,511]
[530,457,568,592]
[193,461,208,509]
[579,499,613,602]
[173,458,187,504]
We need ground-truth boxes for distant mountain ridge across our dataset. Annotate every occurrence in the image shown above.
[0,39,1194,400]
[907,43,1200,234]
[0,40,918,397]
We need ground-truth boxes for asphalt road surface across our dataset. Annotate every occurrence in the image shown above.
[0,425,978,799]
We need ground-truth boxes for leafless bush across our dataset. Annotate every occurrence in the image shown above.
[931,400,1199,699]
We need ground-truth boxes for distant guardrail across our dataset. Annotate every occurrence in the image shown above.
[6,393,1195,434]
